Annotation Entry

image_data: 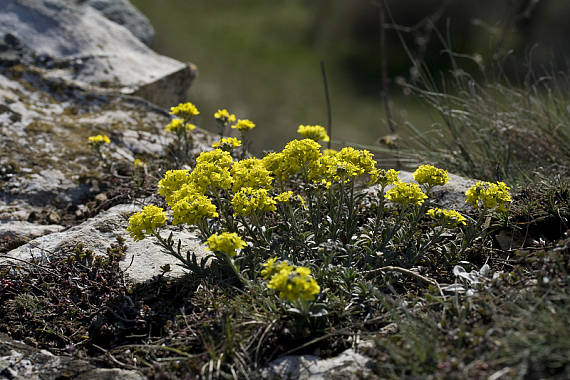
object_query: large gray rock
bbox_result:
[0,45,210,253]
[0,0,196,107]
[0,333,144,380]
[263,345,374,379]
[88,0,155,46]
[4,203,211,283]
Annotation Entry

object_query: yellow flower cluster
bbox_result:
[88,134,110,145]
[232,119,256,132]
[206,232,246,257]
[261,258,320,302]
[165,118,196,133]
[230,158,273,193]
[465,181,512,212]
[127,205,167,241]
[275,191,293,202]
[261,139,380,187]
[336,147,379,184]
[377,169,401,187]
[212,137,242,150]
[232,187,277,217]
[171,192,218,225]
[385,182,428,206]
[413,164,449,187]
[214,109,236,124]
[190,149,233,193]
[426,207,467,226]
[158,170,191,205]
[297,124,330,142]
[170,102,200,119]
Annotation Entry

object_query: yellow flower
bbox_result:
[170,102,200,120]
[158,170,191,205]
[426,207,467,226]
[88,134,110,145]
[232,119,256,132]
[266,264,320,302]
[133,159,144,169]
[230,158,274,193]
[297,124,330,142]
[280,139,322,178]
[214,109,236,123]
[127,205,167,241]
[206,232,246,257]
[297,195,307,209]
[261,152,288,182]
[212,137,242,150]
[385,182,428,206]
[275,191,294,203]
[171,193,218,226]
[158,169,191,204]
[232,187,277,217]
[378,169,401,187]
[195,149,233,167]
[336,147,379,184]
[413,164,449,187]
[465,181,512,212]
[260,257,292,280]
[190,163,233,194]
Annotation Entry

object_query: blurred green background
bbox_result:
[131,0,569,157]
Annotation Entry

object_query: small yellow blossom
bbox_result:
[297,125,330,142]
[413,164,449,187]
[88,134,110,145]
[426,207,467,226]
[385,182,428,206]
[214,109,236,123]
[206,232,246,257]
[212,137,242,150]
[297,194,307,209]
[266,263,320,302]
[275,191,294,203]
[232,119,256,132]
[232,187,277,217]
[127,205,167,241]
[465,181,512,212]
[170,102,199,120]
[133,159,144,169]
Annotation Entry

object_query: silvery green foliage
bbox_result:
[443,263,501,295]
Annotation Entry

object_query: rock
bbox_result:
[87,0,155,46]
[262,344,374,379]
[0,30,209,252]
[3,203,211,284]
[0,0,196,107]
[0,333,145,380]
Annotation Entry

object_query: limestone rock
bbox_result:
[0,0,196,106]
[263,344,374,379]
[0,333,144,380]
[4,203,210,284]
[87,0,155,46]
